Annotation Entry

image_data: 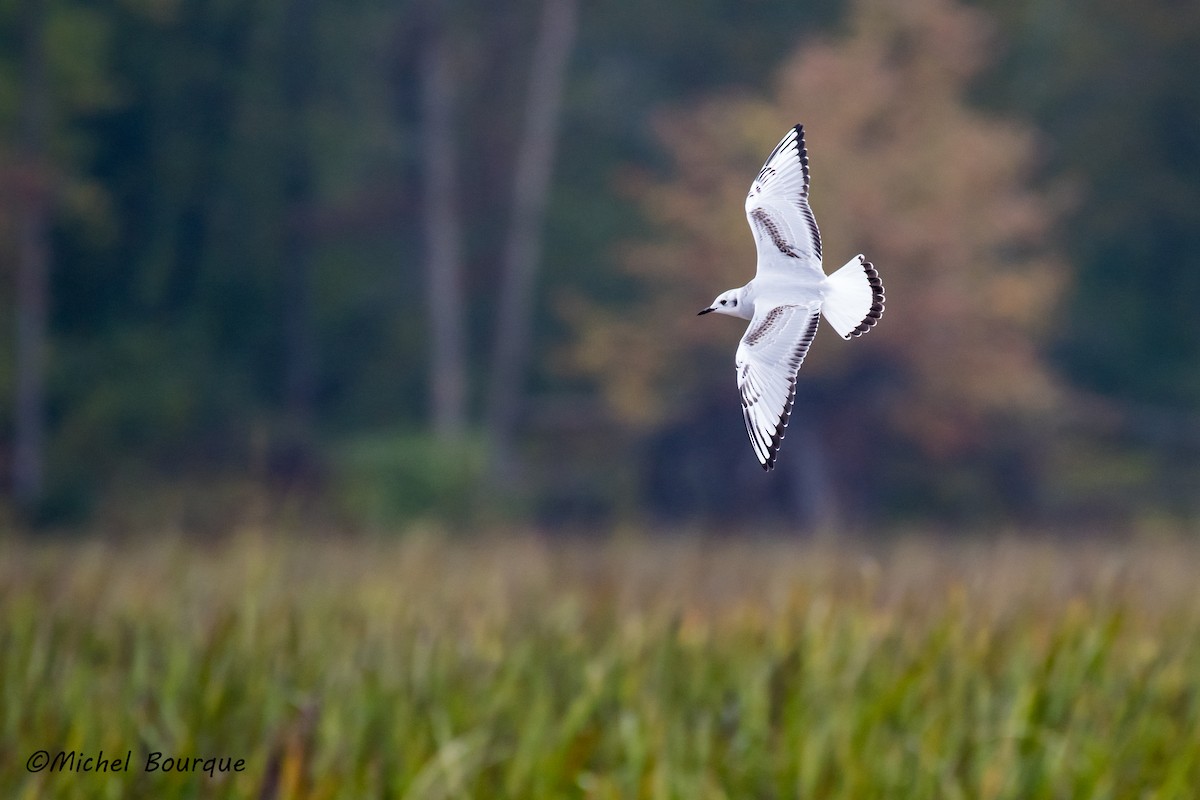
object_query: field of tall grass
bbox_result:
[3,529,1199,798]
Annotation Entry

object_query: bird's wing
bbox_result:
[744,125,824,279]
[736,301,822,470]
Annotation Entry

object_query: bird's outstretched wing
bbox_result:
[745,125,823,278]
[736,301,822,470]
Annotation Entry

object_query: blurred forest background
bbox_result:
[0,0,1197,533]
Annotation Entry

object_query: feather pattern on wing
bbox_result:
[736,301,822,470]
[745,125,823,273]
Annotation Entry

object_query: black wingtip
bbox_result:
[792,124,812,204]
[760,375,799,472]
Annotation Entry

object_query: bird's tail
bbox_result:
[822,254,884,339]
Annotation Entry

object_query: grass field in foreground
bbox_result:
[3,530,1200,799]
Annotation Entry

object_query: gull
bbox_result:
[698,124,884,470]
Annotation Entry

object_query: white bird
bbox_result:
[698,124,884,470]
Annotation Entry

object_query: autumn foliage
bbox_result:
[565,0,1070,469]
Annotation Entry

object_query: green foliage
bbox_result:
[331,432,487,528]
[2,0,1199,524]
[3,533,1200,798]
[980,0,1200,410]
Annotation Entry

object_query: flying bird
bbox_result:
[698,124,884,470]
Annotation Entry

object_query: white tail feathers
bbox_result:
[821,254,884,339]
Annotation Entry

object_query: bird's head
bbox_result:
[698,289,746,318]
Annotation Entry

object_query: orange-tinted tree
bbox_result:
[562,0,1071,517]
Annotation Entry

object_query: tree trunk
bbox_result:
[420,0,468,442]
[13,0,51,509]
[280,0,317,434]
[485,0,578,475]
[787,404,840,535]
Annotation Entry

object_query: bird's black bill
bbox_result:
[697,307,715,315]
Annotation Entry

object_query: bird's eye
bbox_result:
[720,299,727,305]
